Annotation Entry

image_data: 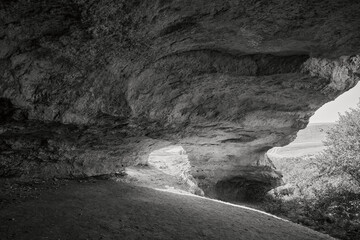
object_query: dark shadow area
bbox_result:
[216,177,274,202]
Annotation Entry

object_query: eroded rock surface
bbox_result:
[1,0,360,200]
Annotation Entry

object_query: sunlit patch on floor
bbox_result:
[148,145,204,195]
[124,145,204,195]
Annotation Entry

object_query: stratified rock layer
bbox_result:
[1,0,360,200]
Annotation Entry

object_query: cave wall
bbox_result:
[1,0,360,200]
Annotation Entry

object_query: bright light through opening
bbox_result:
[310,82,360,123]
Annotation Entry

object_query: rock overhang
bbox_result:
[0,0,360,201]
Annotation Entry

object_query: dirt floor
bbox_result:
[0,173,335,240]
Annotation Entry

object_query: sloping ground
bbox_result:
[268,123,334,158]
[290,123,334,143]
[268,143,326,158]
[0,179,334,240]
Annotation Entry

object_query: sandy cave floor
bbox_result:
[0,167,335,240]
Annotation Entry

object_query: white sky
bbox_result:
[309,82,360,123]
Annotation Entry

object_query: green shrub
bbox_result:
[316,103,360,187]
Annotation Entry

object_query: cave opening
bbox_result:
[268,81,360,159]
[264,81,360,226]
[146,145,204,195]
[148,145,189,178]
[266,82,360,191]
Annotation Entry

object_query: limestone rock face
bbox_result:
[1,0,360,200]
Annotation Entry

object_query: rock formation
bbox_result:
[1,0,359,200]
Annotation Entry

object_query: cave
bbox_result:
[0,0,360,239]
